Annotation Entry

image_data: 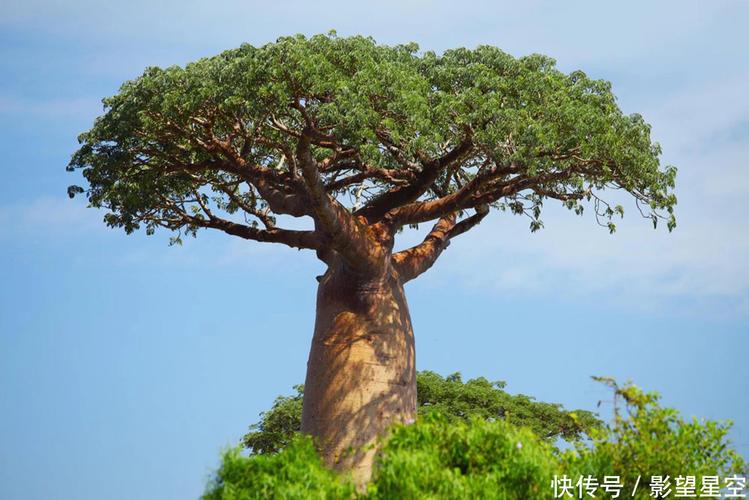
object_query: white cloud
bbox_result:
[422,197,748,317]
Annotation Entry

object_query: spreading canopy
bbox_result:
[68,33,676,279]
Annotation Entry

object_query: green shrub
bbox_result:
[208,415,559,500]
[203,436,356,500]
[206,378,745,499]
[370,412,559,499]
[562,378,746,498]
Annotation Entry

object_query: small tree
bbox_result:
[68,33,676,483]
[242,372,601,455]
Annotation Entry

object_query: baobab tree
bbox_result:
[67,33,676,485]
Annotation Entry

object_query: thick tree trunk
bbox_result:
[301,260,416,488]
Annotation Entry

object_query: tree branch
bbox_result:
[192,217,320,250]
[149,197,320,251]
[355,137,474,223]
[386,166,577,227]
[392,205,489,283]
[162,156,311,218]
[384,161,521,227]
[296,128,382,273]
[324,165,410,192]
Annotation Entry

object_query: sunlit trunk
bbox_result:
[300,259,416,488]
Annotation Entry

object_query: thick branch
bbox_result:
[392,205,489,283]
[251,174,310,218]
[192,217,320,250]
[163,156,311,218]
[179,172,276,229]
[183,117,314,219]
[386,167,572,227]
[355,137,474,223]
[150,198,320,251]
[324,164,410,192]
[296,129,382,273]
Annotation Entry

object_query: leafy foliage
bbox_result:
[207,379,745,499]
[243,385,304,455]
[564,378,747,497]
[203,437,356,500]
[68,32,676,250]
[370,413,559,499]
[417,371,600,441]
[242,371,600,454]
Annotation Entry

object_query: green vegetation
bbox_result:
[203,439,356,499]
[206,377,745,499]
[569,377,746,496]
[370,414,558,499]
[68,32,677,242]
[242,371,600,454]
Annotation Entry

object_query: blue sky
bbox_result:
[1,1,748,499]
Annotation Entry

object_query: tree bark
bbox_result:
[301,258,416,488]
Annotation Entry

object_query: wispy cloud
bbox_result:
[0,196,102,237]
[424,206,748,319]
[644,73,749,157]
